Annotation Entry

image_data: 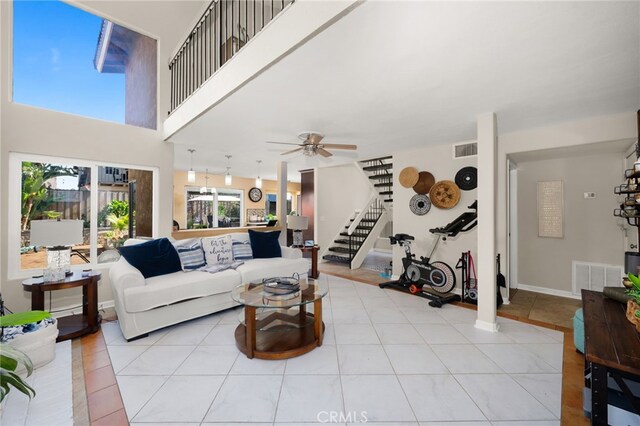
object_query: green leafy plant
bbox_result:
[21,162,78,230]
[105,213,129,247]
[626,273,640,319]
[98,200,128,227]
[0,344,36,402]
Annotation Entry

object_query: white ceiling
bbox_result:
[169,0,640,181]
[75,0,207,57]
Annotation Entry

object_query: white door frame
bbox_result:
[507,159,518,299]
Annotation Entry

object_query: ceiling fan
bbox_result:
[267,132,357,157]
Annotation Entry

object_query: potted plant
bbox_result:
[0,343,35,402]
[625,273,640,331]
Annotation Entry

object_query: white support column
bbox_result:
[475,112,499,332]
[276,161,288,246]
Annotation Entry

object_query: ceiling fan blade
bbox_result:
[321,144,357,150]
[308,133,324,145]
[317,148,333,157]
[266,141,301,146]
[281,147,304,155]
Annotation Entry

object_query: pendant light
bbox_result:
[255,160,262,189]
[200,169,214,194]
[225,155,232,186]
[187,149,196,183]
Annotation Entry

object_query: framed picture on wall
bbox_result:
[537,180,564,238]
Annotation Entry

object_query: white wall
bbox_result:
[497,112,637,290]
[393,143,478,287]
[516,153,625,294]
[0,1,176,313]
[315,163,371,257]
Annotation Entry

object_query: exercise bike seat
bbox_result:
[389,233,415,245]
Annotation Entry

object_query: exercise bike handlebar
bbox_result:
[428,200,478,238]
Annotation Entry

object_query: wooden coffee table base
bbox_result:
[235,303,325,360]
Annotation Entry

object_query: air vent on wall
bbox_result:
[572,261,623,296]
[453,142,478,159]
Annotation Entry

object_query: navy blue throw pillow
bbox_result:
[248,230,282,259]
[118,238,182,278]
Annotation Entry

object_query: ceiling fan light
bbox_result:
[256,176,262,188]
[187,169,195,183]
[225,172,232,186]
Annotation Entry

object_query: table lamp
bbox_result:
[287,215,308,248]
[30,219,84,282]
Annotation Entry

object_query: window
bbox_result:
[265,193,293,217]
[12,0,157,129]
[185,188,243,229]
[11,153,157,276]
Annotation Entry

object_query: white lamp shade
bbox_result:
[30,220,84,247]
[287,215,308,230]
[187,169,196,183]
[225,173,232,186]
[255,176,262,188]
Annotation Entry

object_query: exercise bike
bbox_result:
[379,201,478,307]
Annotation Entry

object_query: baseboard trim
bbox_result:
[517,283,581,300]
[475,319,500,332]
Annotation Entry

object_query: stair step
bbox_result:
[339,232,368,237]
[379,190,393,195]
[345,225,373,231]
[368,174,393,180]
[362,163,392,172]
[349,218,377,223]
[333,238,364,246]
[384,199,393,203]
[374,182,393,188]
[361,155,392,163]
[323,254,351,264]
[329,246,358,254]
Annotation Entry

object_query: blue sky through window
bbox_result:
[13,0,125,123]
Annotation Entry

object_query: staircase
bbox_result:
[361,156,393,204]
[322,156,393,269]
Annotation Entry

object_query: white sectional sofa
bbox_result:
[109,234,309,340]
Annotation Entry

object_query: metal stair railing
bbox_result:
[348,197,383,266]
[168,0,295,114]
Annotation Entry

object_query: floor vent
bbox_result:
[572,261,623,296]
[453,142,477,159]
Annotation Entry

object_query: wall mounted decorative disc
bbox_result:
[455,166,477,191]
[412,171,435,194]
[409,194,431,215]
[429,180,461,209]
[399,167,419,188]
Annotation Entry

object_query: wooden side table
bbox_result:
[300,245,319,279]
[22,271,102,342]
[582,289,640,425]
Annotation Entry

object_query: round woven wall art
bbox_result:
[399,167,419,188]
[409,194,431,215]
[455,166,477,191]
[412,171,436,194]
[429,180,461,209]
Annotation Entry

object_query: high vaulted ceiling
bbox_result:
[168,0,639,181]
[75,0,207,57]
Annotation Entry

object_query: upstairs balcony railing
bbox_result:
[169,0,295,113]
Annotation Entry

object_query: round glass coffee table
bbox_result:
[231,276,329,359]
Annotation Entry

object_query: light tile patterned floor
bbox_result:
[0,340,73,426]
[101,274,563,425]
